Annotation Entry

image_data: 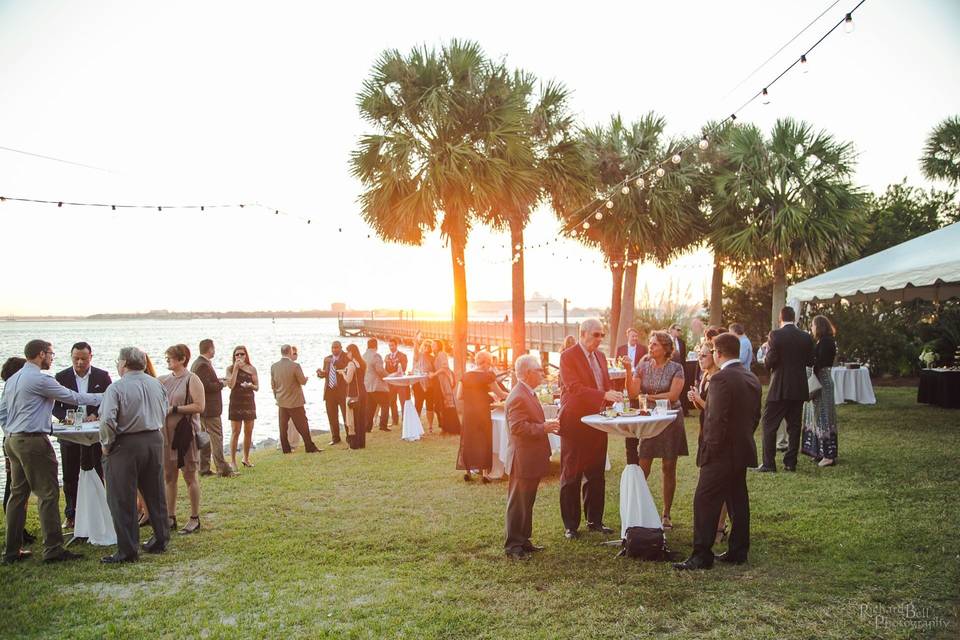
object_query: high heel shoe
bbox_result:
[241,460,254,468]
[168,517,178,531]
[179,516,201,535]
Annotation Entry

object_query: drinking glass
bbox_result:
[654,399,669,415]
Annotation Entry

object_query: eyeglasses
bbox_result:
[235,353,247,357]
[591,332,606,338]
[44,350,55,358]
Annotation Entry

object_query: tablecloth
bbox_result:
[917,369,960,409]
[831,366,876,405]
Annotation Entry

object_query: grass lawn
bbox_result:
[2,387,958,639]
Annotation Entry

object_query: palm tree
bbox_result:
[351,40,532,376]
[483,72,590,362]
[715,118,869,329]
[921,115,960,186]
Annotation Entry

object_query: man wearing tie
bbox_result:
[668,324,687,364]
[317,341,349,445]
[384,337,408,427]
[614,327,647,398]
[674,332,761,570]
[558,318,622,539]
[52,342,112,529]
[504,354,560,559]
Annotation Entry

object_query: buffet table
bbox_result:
[50,423,116,546]
[831,366,876,405]
[917,368,960,409]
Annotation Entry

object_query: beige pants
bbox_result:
[199,417,231,476]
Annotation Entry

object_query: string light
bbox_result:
[800,54,808,72]
[635,177,645,189]
[843,12,854,33]
[655,167,665,178]
[671,154,681,164]
[699,137,709,150]
[594,212,603,220]
[620,186,630,195]
[605,200,614,209]
[762,87,771,105]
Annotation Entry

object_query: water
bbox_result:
[0,317,410,492]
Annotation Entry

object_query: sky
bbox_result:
[0,0,958,316]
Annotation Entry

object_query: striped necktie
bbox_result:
[328,359,337,388]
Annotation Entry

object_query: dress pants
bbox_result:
[559,457,606,530]
[60,440,103,520]
[412,384,427,415]
[387,387,408,425]
[325,398,346,443]
[4,434,64,561]
[365,391,390,431]
[505,475,541,552]
[198,416,231,476]
[104,430,169,560]
[692,458,749,561]
[278,406,319,453]
[761,399,803,469]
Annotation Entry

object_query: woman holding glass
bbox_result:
[687,340,728,544]
[225,345,258,470]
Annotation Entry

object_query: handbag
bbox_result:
[807,367,822,399]
[345,363,360,436]
[180,376,211,450]
[617,526,675,561]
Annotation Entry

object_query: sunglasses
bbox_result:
[235,352,247,357]
[591,332,606,338]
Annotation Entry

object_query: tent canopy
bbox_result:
[787,222,960,306]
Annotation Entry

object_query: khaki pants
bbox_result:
[4,434,64,560]
[199,417,231,476]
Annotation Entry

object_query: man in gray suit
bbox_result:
[270,345,320,454]
[362,338,390,433]
[504,354,560,560]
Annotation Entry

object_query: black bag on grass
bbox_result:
[617,526,672,561]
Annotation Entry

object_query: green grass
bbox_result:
[2,387,958,639]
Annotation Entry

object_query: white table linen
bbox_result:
[385,374,428,441]
[831,366,876,405]
[51,423,117,545]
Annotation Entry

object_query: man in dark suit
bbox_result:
[755,306,815,473]
[52,341,112,528]
[316,341,349,445]
[558,318,622,539]
[669,323,687,364]
[191,339,233,477]
[674,333,761,570]
[384,337,409,427]
[504,354,561,559]
[614,327,647,395]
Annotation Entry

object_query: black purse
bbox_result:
[617,526,675,561]
[179,376,210,451]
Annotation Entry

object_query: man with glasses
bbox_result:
[558,319,622,539]
[669,324,687,364]
[2,340,103,564]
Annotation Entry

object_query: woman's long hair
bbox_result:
[811,315,836,340]
[232,345,252,367]
[144,353,157,378]
[346,343,366,375]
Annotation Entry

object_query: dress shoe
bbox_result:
[716,551,747,565]
[564,529,580,540]
[44,549,83,563]
[751,466,776,473]
[586,522,614,534]
[784,465,796,472]
[142,537,167,554]
[522,543,544,553]
[101,553,138,564]
[504,549,528,560]
[672,555,714,571]
[2,550,32,564]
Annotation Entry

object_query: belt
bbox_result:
[117,429,162,438]
[8,432,49,438]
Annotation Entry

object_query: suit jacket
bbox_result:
[270,358,307,408]
[53,366,112,421]
[670,337,687,363]
[614,343,648,369]
[558,345,611,474]
[697,361,761,469]
[190,356,224,418]
[385,350,408,377]
[362,349,389,393]
[319,352,350,402]
[765,324,816,402]
[505,383,552,480]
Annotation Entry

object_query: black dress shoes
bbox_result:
[672,555,714,571]
[751,466,776,473]
[101,553,138,564]
[505,549,528,560]
[564,529,580,540]
[44,549,82,563]
[716,551,747,565]
[522,543,545,553]
[2,550,32,564]
[142,537,167,554]
[587,523,614,534]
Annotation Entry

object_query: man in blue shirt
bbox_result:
[2,339,103,564]
[729,323,753,370]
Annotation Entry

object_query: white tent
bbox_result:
[787,222,960,309]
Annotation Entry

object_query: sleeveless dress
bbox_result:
[160,371,201,472]
[228,367,257,421]
[630,359,688,460]
[456,370,496,470]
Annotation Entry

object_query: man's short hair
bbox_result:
[728,323,744,336]
[199,339,214,354]
[71,341,92,354]
[389,336,399,345]
[281,344,292,356]
[579,318,602,337]
[779,306,796,323]
[515,354,541,378]
[714,333,741,359]
[367,338,378,349]
[626,327,639,336]
[165,343,191,365]
[24,339,51,360]
[118,347,147,371]
[670,323,681,332]
[331,341,342,349]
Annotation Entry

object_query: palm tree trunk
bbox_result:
[709,253,724,327]
[608,259,624,353]
[616,247,639,351]
[509,218,526,365]
[771,257,787,331]
[450,235,468,379]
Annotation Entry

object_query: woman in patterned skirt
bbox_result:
[226,345,258,470]
[626,330,687,530]
[802,315,838,467]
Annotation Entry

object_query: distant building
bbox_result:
[330,302,347,313]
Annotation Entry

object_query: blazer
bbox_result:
[670,337,687,363]
[319,352,350,402]
[362,349,389,393]
[558,344,611,474]
[190,356,224,418]
[765,324,816,402]
[505,383,552,480]
[615,343,648,369]
[697,361,761,469]
[270,358,307,409]
[385,350,408,377]
[53,366,112,421]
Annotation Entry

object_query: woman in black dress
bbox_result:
[226,346,258,470]
[343,344,367,449]
[456,350,507,482]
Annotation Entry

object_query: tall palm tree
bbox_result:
[921,115,960,186]
[351,40,532,376]
[715,118,869,329]
[484,72,590,362]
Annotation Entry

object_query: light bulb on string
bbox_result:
[635,177,645,189]
[595,212,603,221]
[582,221,590,230]
[843,13,854,34]
[656,167,665,178]
[671,154,681,165]
[621,186,630,195]
[800,54,808,73]
[762,88,771,105]
[605,200,614,209]
[699,137,709,150]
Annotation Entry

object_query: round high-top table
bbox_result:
[50,422,117,546]
[830,366,876,404]
[384,374,428,441]
[582,411,679,538]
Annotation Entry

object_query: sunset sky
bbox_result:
[1,0,958,316]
